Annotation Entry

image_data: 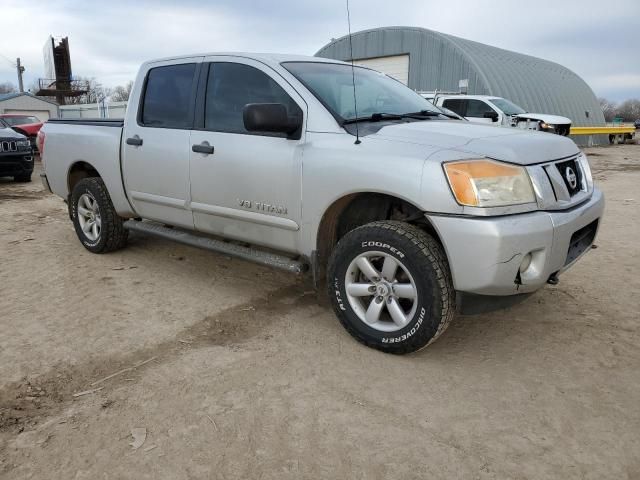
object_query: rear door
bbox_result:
[441,99,466,117]
[122,58,201,228]
[188,57,306,253]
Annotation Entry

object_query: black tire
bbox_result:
[14,174,32,182]
[70,177,128,253]
[327,221,455,354]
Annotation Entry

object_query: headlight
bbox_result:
[443,159,535,207]
[577,152,593,191]
[16,140,31,147]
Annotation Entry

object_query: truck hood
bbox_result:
[514,113,572,125]
[373,120,579,165]
[0,126,27,140]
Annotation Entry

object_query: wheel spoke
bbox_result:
[393,283,416,299]
[82,220,93,233]
[95,216,102,228]
[77,206,90,217]
[356,257,379,281]
[381,256,398,281]
[346,283,374,297]
[365,298,385,324]
[91,223,99,238]
[82,195,93,210]
[387,297,408,327]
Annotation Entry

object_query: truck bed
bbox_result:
[42,118,135,217]
[47,118,124,127]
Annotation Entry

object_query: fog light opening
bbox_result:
[519,253,533,274]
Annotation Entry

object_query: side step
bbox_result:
[123,220,307,274]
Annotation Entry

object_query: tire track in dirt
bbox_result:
[0,284,317,435]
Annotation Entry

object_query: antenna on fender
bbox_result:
[346,0,361,145]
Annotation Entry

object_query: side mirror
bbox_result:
[243,103,301,138]
[483,111,499,122]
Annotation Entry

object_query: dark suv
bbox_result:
[0,118,34,182]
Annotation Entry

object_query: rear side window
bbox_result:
[141,63,196,128]
[204,62,301,135]
[442,99,465,116]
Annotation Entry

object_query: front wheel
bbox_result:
[70,177,128,253]
[327,221,455,354]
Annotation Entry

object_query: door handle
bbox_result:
[192,142,214,155]
[126,135,143,146]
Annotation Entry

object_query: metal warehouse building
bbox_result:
[316,27,604,144]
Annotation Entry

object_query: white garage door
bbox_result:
[354,54,410,85]
[4,109,51,122]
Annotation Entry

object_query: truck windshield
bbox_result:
[489,98,526,116]
[283,62,444,123]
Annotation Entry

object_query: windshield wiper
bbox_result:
[406,110,461,120]
[342,110,460,125]
[342,111,444,125]
[342,113,403,125]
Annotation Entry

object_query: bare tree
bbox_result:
[65,77,111,105]
[0,81,17,94]
[110,81,133,102]
[616,99,640,121]
[598,97,618,122]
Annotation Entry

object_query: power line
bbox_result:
[0,52,16,68]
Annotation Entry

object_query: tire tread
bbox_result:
[327,220,455,354]
[72,177,128,253]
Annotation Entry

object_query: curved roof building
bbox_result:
[316,27,604,143]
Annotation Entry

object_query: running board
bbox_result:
[123,220,307,274]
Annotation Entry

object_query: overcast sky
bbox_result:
[1,0,638,101]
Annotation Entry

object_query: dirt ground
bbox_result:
[1,145,639,479]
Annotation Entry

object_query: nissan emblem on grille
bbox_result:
[565,166,577,190]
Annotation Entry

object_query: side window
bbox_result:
[465,99,494,118]
[442,99,466,117]
[205,62,301,135]
[141,63,196,129]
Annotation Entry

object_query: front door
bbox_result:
[188,58,306,253]
[463,99,499,125]
[122,59,201,228]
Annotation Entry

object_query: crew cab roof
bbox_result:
[143,52,349,68]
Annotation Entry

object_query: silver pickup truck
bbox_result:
[40,53,604,354]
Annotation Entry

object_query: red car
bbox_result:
[0,114,44,152]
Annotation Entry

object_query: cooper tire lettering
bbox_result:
[360,241,405,258]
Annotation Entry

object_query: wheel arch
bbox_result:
[313,192,445,285]
[67,160,102,196]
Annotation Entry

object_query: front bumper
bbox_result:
[0,152,34,177]
[427,187,605,296]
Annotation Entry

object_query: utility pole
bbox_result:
[16,57,25,93]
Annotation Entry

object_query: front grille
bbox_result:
[565,220,598,266]
[555,158,583,197]
[0,140,18,153]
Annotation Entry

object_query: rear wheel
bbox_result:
[70,177,128,253]
[328,221,455,354]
